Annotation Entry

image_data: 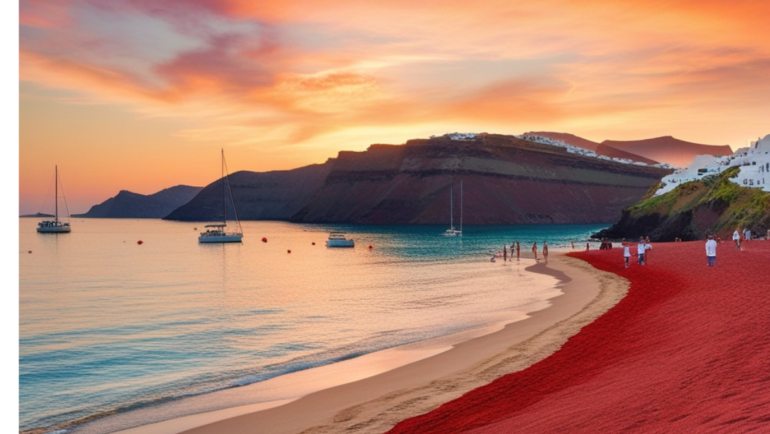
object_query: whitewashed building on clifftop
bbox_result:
[654,134,770,196]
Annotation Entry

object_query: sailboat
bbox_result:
[37,165,71,233]
[198,149,243,243]
[443,180,462,236]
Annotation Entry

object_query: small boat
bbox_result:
[443,180,463,236]
[199,149,243,243]
[37,165,71,234]
[326,232,355,247]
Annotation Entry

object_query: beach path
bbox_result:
[388,241,770,433]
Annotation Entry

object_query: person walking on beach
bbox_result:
[744,227,751,242]
[623,243,631,268]
[511,242,516,261]
[637,237,646,265]
[532,242,539,263]
[543,242,549,263]
[571,240,575,250]
[706,234,717,267]
[503,245,508,263]
[586,242,590,251]
[516,242,521,261]
[733,227,742,249]
[644,237,652,264]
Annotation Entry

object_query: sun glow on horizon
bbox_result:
[19,0,770,214]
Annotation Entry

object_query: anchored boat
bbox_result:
[198,149,243,243]
[326,232,355,247]
[37,165,71,234]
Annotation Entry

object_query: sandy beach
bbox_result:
[112,252,627,434]
[390,241,770,433]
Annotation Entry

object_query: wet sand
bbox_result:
[116,252,627,434]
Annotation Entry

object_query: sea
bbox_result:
[19,219,607,434]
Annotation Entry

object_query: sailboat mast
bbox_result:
[55,165,59,223]
[222,149,226,224]
[450,186,453,229]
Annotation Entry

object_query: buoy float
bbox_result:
[368,245,373,249]
[287,249,291,253]
[262,237,268,243]
[137,240,143,245]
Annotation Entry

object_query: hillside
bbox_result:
[602,136,733,168]
[288,134,670,225]
[166,134,672,225]
[164,162,334,221]
[76,185,202,218]
[525,131,600,151]
[594,143,659,165]
[594,166,770,241]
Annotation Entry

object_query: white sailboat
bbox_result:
[198,149,243,243]
[37,165,71,233]
[443,180,462,236]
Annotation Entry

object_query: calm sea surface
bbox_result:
[19,219,606,433]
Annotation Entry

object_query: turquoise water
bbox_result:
[19,219,606,433]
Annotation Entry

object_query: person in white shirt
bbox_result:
[706,234,717,267]
[644,236,652,264]
[744,228,751,242]
[637,237,646,265]
[733,228,741,249]
[623,244,631,268]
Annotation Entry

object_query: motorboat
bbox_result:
[326,232,355,247]
[37,165,71,233]
[199,149,243,243]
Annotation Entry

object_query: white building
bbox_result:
[655,134,770,196]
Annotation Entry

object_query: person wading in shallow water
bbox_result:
[516,242,521,261]
[532,241,539,263]
[543,241,549,263]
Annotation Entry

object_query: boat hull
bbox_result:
[199,235,243,243]
[326,240,355,247]
[37,226,71,233]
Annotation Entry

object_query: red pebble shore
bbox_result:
[388,241,770,433]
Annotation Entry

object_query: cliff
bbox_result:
[594,167,770,241]
[601,136,733,168]
[76,185,202,218]
[163,162,334,221]
[288,134,671,225]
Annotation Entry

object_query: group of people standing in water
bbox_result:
[493,241,549,263]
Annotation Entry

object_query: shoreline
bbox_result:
[105,252,627,434]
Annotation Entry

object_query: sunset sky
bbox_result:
[18,0,770,214]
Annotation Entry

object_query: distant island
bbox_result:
[75,185,202,219]
[166,133,673,224]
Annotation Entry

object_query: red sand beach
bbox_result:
[389,241,770,433]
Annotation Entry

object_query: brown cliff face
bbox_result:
[601,136,733,168]
[289,134,672,225]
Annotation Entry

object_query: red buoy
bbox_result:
[137,240,143,245]
[262,237,268,243]
[287,249,291,253]
[368,245,373,249]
